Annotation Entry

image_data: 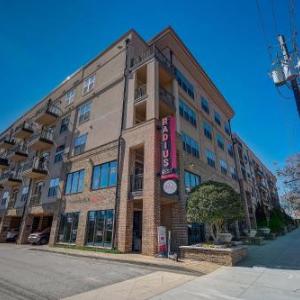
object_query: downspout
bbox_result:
[112,38,131,249]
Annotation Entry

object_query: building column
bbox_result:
[125,71,136,129]
[141,123,160,255]
[117,147,134,252]
[18,214,33,244]
[75,211,87,246]
[146,60,159,120]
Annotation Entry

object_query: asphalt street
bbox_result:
[0,244,156,300]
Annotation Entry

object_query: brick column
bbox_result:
[117,147,134,252]
[125,71,136,129]
[18,214,34,244]
[75,211,87,246]
[141,123,160,255]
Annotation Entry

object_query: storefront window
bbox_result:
[86,209,114,248]
[57,212,80,244]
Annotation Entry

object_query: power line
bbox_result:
[270,0,279,37]
[256,0,273,61]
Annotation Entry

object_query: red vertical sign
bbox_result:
[161,116,178,180]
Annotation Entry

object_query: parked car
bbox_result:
[6,228,19,242]
[28,227,51,245]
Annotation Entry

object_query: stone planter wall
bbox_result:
[179,245,248,266]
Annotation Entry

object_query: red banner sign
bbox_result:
[161,116,178,180]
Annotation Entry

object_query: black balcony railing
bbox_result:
[9,143,28,156]
[0,169,22,182]
[130,45,175,75]
[30,128,54,144]
[29,194,42,207]
[0,136,15,147]
[134,84,147,101]
[130,174,143,193]
[23,157,48,173]
[15,121,34,133]
[159,87,175,109]
[37,100,61,118]
[0,157,9,166]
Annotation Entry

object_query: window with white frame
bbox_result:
[230,166,238,180]
[82,74,95,94]
[78,102,91,124]
[48,178,60,197]
[65,89,75,105]
[216,133,225,150]
[54,145,65,163]
[206,149,216,168]
[74,133,87,155]
[1,191,9,207]
[220,159,228,175]
[181,132,200,158]
[203,121,212,140]
[21,186,29,202]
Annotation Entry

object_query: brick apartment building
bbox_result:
[232,134,280,231]
[0,27,278,255]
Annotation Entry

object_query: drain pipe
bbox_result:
[112,38,131,249]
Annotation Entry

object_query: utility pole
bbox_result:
[277,34,300,117]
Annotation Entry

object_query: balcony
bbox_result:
[7,144,28,162]
[130,174,143,199]
[134,84,147,103]
[130,45,175,76]
[0,157,9,170]
[0,170,22,188]
[0,136,15,150]
[28,129,54,151]
[29,194,42,207]
[160,87,175,108]
[22,157,48,180]
[14,122,34,140]
[35,101,60,126]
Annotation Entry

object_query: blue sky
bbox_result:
[0,0,299,186]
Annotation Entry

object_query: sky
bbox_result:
[0,0,299,190]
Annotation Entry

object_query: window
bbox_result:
[21,186,29,202]
[220,160,228,175]
[227,144,234,157]
[12,189,19,206]
[216,133,224,150]
[78,102,91,124]
[214,111,221,126]
[179,99,197,127]
[91,161,117,190]
[60,116,70,134]
[203,121,212,140]
[54,145,65,163]
[224,122,231,136]
[182,132,200,158]
[231,166,238,180]
[65,170,85,194]
[82,74,95,94]
[175,69,195,99]
[48,178,60,197]
[206,149,216,168]
[184,170,201,192]
[74,133,87,155]
[57,212,80,244]
[65,89,75,105]
[201,97,209,114]
[1,191,9,207]
[86,210,114,248]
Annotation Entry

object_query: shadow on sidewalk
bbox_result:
[237,228,300,270]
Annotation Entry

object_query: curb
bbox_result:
[29,248,204,276]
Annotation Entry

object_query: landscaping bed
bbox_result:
[179,244,248,266]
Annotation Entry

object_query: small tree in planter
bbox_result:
[187,181,244,243]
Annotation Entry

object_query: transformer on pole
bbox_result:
[271,34,300,117]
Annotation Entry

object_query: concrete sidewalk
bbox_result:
[31,245,220,275]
